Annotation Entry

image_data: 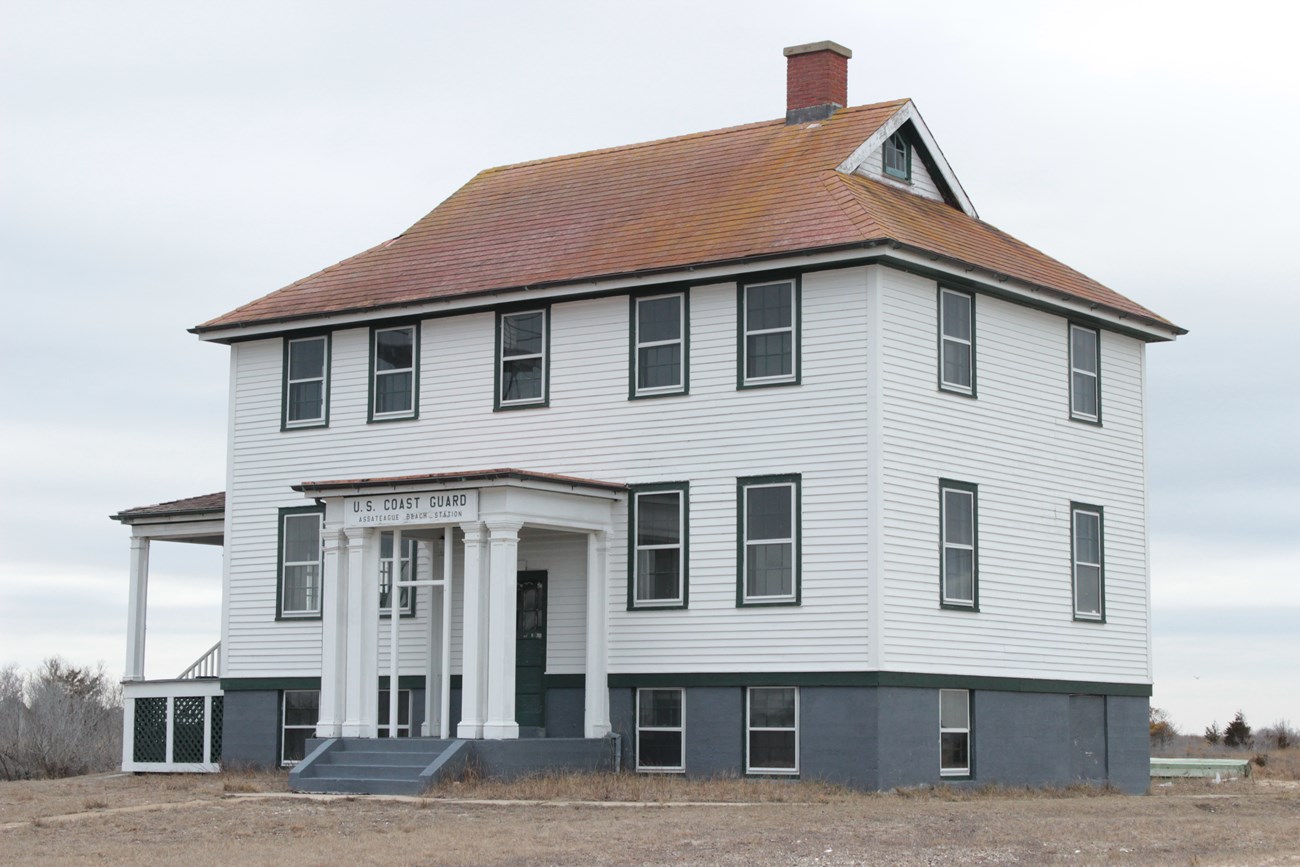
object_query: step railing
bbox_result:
[178,641,221,680]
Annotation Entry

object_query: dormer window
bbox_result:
[883,132,910,181]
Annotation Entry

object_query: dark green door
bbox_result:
[515,571,547,729]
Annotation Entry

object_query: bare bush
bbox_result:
[1257,719,1298,751]
[1149,706,1178,748]
[0,658,122,780]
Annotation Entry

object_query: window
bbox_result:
[940,480,978,609]
[1069,324,1101,423]
[283,335,329,429]
[379,532,416,616]
[281,689,319,765]
[746,687,798,775]
[939,288,974,394]
[378,689,413,738]
[883,131,911,181]
[629,483,688,608]
[940,689,971,777]
[739,475,800,605]
[1071,503,1105,621]
[497,309,549,408]
[370,324,418,421]
[739,279,799,387]
[278,507,323,618]
[636,688,684,772]
[631,292,687,397]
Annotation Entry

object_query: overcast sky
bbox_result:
[1,0,1296,735]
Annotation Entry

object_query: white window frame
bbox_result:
[741,279,798,387]
[379,532,416,616]
[281,689,320,766]
[746,686,799,776]
[1069,324,1101,423]
[377,689,413,738]
[740,479,799,605]
[1071,504,1105,621]
[499,309,548,407]
[939,288,974,395]
[635,688,685,773]
[371,325,417,420]
[939,688,971,777]
[940,482,977,609]
[284,335,328,428]
[883,131,910,180]
[633,292,686,396]
[280,510,323,618]
[633,487,686,608]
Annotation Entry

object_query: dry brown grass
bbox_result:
[2,769,1298,865]
[428,770,860,803]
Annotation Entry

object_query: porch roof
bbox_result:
[111,491,226,523]
[292,468,627,495]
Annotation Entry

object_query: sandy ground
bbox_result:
[1,772,1298,865]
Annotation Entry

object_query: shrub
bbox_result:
[1223,711,1253,749]
[1204,722,1221,745]
[0,658,122,780]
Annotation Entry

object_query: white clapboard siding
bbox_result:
[223,267,875,678]
[855,141,944,202]
[876,267,1149,683]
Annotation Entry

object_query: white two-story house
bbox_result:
[112,41,1183,794]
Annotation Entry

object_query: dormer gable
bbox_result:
[835,100,978,218]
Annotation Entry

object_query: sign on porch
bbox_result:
[343,490,478,527]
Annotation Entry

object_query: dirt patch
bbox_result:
[2,771,1298,865]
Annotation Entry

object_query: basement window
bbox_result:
[636,688,685,773]
[940,689,971,777]
[281,689,320,766]
[884,132,911,181]
[746,687,798,775]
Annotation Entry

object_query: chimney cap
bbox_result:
[783,40,852,59]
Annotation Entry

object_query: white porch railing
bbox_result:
[178,641,221,680]
[121,642,224,773]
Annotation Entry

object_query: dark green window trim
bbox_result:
[737,275,801,390]
[627,481,690,610]
[628,289,690,400]
[494,305,551,411]
[938,287,977,397]
[367,322,420,423]
[1070,501,1106,623]
[281,332,331,431]
[275,505,324,621]
[1068,322,1103,426]
[605,671,1151,697]
[939,479,979,612]
[736,474,802,607]
[883,131,912,181]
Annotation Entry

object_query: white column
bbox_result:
[317,526,348,737]
[124,536,150,681]
[482,521,522,740]
[341,529,367,737]
[584,530,611,738]
[422,538,439,737]
[359,529,380,738]
[456,523,489,739]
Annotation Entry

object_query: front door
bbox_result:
[515,571,547,731]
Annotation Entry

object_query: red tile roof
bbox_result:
[196,101,1177,334]
[111,492,226,521]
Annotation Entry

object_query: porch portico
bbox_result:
[293,469,623,744]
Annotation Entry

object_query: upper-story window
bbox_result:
[1071,503,1105,621]
[370,324,418,421]
[738,474,801,606]
[497,309,549,409]
[1069,324,1101,423]
[883,131,911,181]
[629,483,688,609]
[739,278,800,388]
[632,292,688,398]
[939,288,975,395]
[940,479,978,610]
[278,506,323,619]
[282,335,329,429]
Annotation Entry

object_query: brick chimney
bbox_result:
[784,40,852,124]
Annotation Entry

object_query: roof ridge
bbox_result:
[479,99,911,176]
